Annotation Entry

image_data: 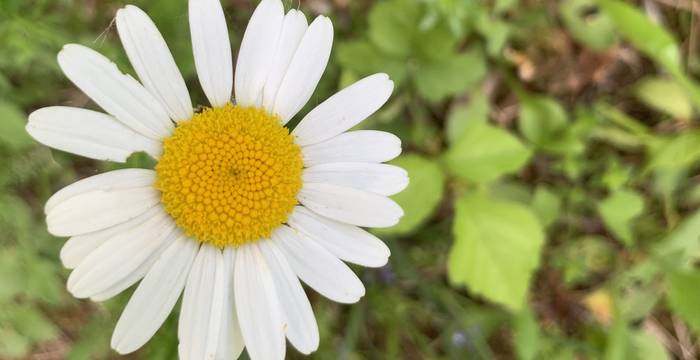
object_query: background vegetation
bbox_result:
[1,0,700,358]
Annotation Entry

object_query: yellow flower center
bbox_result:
[155,104,303,247]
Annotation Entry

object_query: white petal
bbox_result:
[272,16,333,123]
[272,226,365,304]
[293,74,394,146]
[258,240,319,354]
[89,238,167,302]
[111,233,198,354]
[301,130,401,167]
[60,205,165,269]
[234,244,286,360]
[66,207,176,299]
[298,183,403,228]
[303,162,408,196]
[116,5,193,121]
[57,44,173,140]
[178,244,227,360]
[261,10,308,112]
[45,169,159,237]
[234,0,284,107]
[215,247,245,360]
[189,0,234,107]
[27,107,161,162]
[288,206,390,268]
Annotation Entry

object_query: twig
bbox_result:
[672,316,697,360]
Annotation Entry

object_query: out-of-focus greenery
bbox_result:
[2,0,700,358]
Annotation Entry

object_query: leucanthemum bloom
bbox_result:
[25,0,406,359]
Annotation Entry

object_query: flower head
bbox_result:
[26,0,407,358]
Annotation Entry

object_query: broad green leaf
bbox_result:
[445,92,489,144]
[368,0,456,62]
[0,194,32,236]
[10,306,57,342]
[598,0,680,71]
[475,13,511,56]
[0,328,30,358]
[368,0,420,58]
[618,261,665,321]
[597,189,644,246]
[375,155,445,235]
[600,158,633,191]
[630,331,670,360]
[666,270,700,333]
[634,77,692,119]
[448,192,545,310]
[413,21,459,64]
[414,49,486,102]
[560,0,616,50]
[647,131,700,172]
[531,187,561,228]
[443,122,531,183]
[0,250,24,301]
[25,257,62,304]
[0,101,32,151]
[489,181,531,204]
[518,95,582,155]
[336,40,408,87]
[495,0,519,12]
[513,307,540,360]
[421,0,476,37]
[605,303,629,360]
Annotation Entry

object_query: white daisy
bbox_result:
[26,0,406,359]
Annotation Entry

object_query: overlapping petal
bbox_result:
[27,107,161,162]
[116,5,193,121]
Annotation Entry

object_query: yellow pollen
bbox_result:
[155,104,303,247]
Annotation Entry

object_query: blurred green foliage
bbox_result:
[2,0,700,358]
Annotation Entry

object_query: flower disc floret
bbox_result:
[156,104,303,247]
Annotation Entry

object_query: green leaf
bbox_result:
[513,307,540,360]
[666,270,700,333]
[597,189,644,246]
[600,157,633,191]
[448,192,545,310]
[630,331,670,360]
[443,122,531,183]
[336,40,408,87]
[445,92,489,144]
[0,328,30,358]
[368,0,457,63]
[647,131,700,172]
[0,101,32,151]
[618,261,664,321]
[25,256,63,304]
[368,0,420,59]
[560,0,616,50]
[598,0,680,71]
[0,250,25,302]
[634,77,692,119]
[9,306,57,342]
[654,209,700,265]
[518,95,582,155]
[605,302,629,360]
[531,187,561,228]
[475,13,511,56]
[414,48,486,102]
[375,155,445,235]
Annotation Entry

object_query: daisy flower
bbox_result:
[25,0,406,358]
